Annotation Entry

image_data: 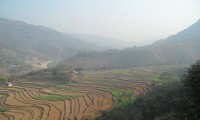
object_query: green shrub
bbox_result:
[0,107,8,112]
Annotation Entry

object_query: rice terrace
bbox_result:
[0,65,184,120]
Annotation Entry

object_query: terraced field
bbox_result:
[0,65,184,120]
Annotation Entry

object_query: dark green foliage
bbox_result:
[181,60,200,119]
[51,68,71,83]
[25,68,72,84]
[0,107,9,112]
[183,60,200,106]
[0,77,7,83]
[98,62,200,120]
[98,82,185,120]
[0,75,14,83]
[51,68,59,78]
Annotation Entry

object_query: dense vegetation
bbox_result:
[24,68,72,84]
[98,61,200,120]
[182,60,200,119]
[97,81,185,120]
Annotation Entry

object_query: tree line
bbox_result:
[97,60,200,120]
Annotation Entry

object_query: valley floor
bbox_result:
[0,65,186,120]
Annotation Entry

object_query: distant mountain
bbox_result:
[154,19,200,45]
[66,19,200,69]
[0,18,103,65]
[68,34,137,49]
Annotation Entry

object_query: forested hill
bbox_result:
[0,18,103,65]
[154,19,200,45]
[66,19,200,69]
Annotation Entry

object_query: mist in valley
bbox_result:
[0,0,200,120]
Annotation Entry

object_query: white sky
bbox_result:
[0,0,200,44]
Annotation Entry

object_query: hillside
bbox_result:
[0,18,104,65]
[154,19,200,45]
[0,18,104,59]
[66,19,200,69]
[0,18,107,74]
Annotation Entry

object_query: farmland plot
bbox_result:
[0,66,171,120]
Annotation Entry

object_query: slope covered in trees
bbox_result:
[0,18,108,74]
[66,19,200,69]
[0,18,103,65]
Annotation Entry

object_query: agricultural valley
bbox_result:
[0,17,200,120]
[0,64,186,120]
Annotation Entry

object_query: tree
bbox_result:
[183,60,200,105]
[182,60,200,119]
[51,68,59,79]
[51,67,71,84]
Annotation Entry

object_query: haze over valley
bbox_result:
[0,0,200,120]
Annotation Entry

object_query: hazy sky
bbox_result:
[0,0,200,44]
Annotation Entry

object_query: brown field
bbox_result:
[0,65,179,120]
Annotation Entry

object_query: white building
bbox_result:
[3,82,13,87]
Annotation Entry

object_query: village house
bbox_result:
[3,82,13,87]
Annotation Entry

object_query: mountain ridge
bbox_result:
[0,18,105,65]
[0,18,111,74]
[154,19,200,45]
[65,19,200,69]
